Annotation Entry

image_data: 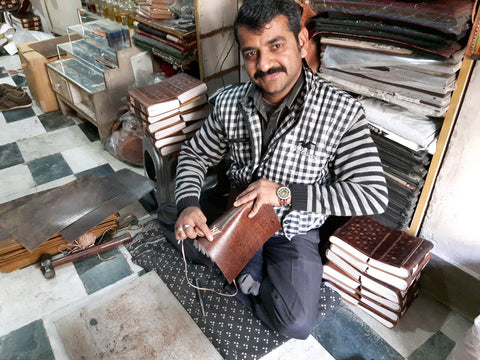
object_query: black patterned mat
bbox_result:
[126,219,340,360]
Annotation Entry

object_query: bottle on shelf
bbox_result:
[111,0,120,22]
[125,0,138,28]
[118,0,128,25]
[102,0,111,19]
[94,0,103,16]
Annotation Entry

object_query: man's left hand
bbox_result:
[233,178,287,218]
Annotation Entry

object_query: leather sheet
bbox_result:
[310,0,474,35]
[59,169,155,242]
[1,174,123,252]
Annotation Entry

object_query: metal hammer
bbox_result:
[39,233,132,279]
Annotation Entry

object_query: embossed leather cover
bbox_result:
[329,216,433,278]
[466,7,480,60]
[195,203,281,283]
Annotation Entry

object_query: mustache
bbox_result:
[254,66,287,80]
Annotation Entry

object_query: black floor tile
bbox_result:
[408,331,455,360]
[27,153,73,185]
[139,191,158,213]
[78,121,100,142]
[75,163,115,178]
[74,247,133,295]
[2,106,36,123]
[0,320,55,360]
[11,75,27,87]
[312,302,404,360]
[38,110,76,132]
[0,67,8,78]
[0,142,24,170]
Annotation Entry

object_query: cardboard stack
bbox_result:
[323,216,434,328]
[127,72,211,157]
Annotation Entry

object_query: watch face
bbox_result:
[277,186,291,200]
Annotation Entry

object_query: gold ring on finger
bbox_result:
[176,227,184,234]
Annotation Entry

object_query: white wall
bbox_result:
[420,61,480,280]
[31,0,82,35]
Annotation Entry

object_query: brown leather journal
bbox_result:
[194,202,281,283]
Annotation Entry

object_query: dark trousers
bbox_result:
[252,229,323,339]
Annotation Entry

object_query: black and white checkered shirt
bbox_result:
[176,67,388,239]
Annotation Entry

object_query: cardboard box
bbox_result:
[18,40,59,113]
[17,35,81,113]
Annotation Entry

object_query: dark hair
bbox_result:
[233,0,302,44]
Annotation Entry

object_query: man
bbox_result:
[174,0,388,339]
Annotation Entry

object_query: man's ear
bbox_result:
[298,26,309,58]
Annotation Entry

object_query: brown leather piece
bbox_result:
[60,169,155,242]
[196,203,281,283]
[1,174,123,252]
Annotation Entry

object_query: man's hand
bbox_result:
[233,178,288,218]
[175,206,213,242]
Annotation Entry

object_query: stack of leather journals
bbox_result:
[127,72,210,157]
[137,0,175,20]
[323,216,434,328]
[132,16,197,67]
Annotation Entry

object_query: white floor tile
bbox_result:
[347,292,452,358]
[0,262,87,338]
[0,164,36,200]
[0,78,18,87]
[259,335,335,360]
[441,311,474,343]
[0,116,46,146]
[17,126,91,162]
[99,149,132,171]
[0,54,22,71]
[61,141,107,173]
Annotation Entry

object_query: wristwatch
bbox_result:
[277,186,291,207]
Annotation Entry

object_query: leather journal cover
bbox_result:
[329,216,433,278]
[194,202,281,283]
[466,7,480,60]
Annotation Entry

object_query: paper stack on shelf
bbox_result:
[323,216,434,328]
[127,72,210,157]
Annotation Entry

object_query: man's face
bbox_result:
[238,15,308,104]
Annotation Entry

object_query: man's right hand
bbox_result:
[174,206,213,242]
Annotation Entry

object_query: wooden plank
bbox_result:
[406,59,474,236]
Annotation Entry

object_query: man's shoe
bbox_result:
[0,90,32,111]
[0,83,23,96]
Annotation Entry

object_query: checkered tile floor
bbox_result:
[0,54,473,360]
[0,61,147,206]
